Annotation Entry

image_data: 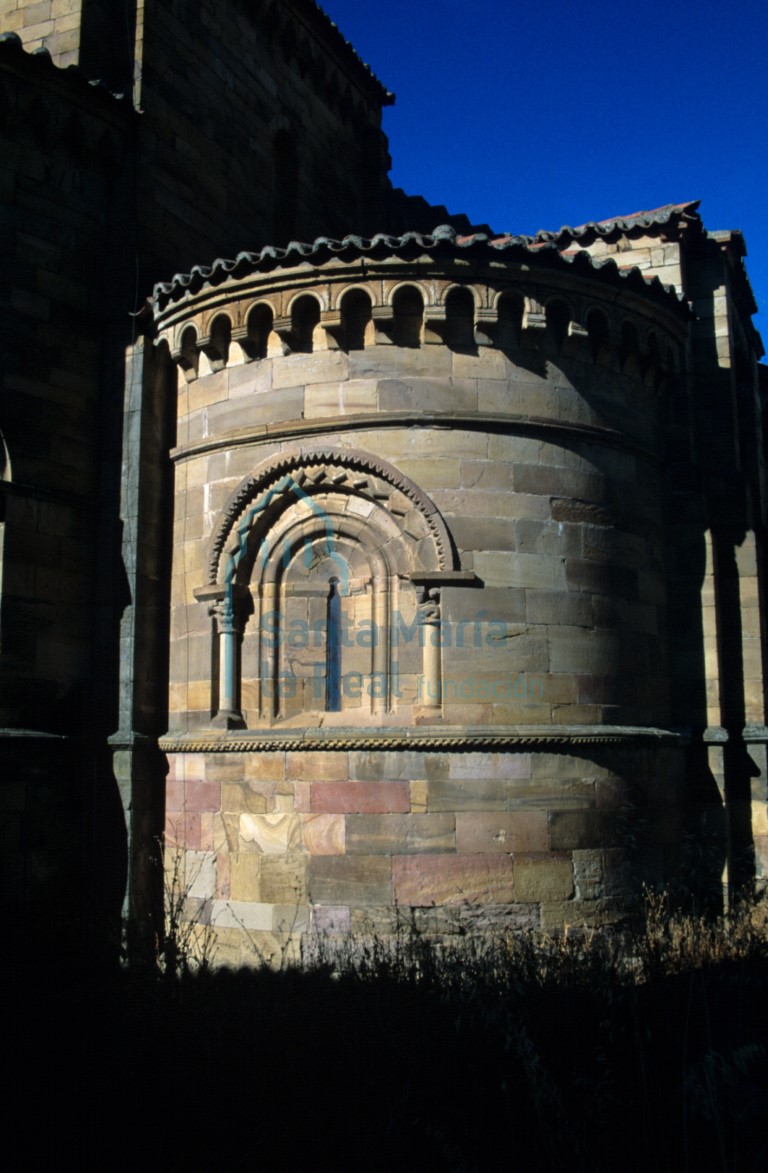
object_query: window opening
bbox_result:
[326,577,342,711]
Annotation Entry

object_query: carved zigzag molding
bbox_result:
[208,445,455,585]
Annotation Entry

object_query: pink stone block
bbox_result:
[166,777,184,811]
[311,781,410,814]
[392,855,515,906]
[184,778,221,812]
[166,811,202,850]
[456,811,547,854]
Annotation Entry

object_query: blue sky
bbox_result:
[320,0,768,352]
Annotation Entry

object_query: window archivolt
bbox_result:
[197,448,455,728]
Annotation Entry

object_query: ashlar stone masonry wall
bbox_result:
[154,241,701,957]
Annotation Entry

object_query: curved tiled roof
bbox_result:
[151,223,689,314]
[532,201,702,246]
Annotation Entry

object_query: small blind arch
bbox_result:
[587,308,610,361]
[246,304,274,360]
[546,299,570,350]
[179,325,199,378]
[208,314,231,369]
[445,287,476,351]
[341,289,372,351]
[496,292,523,349]
[392,286,423,348]
[291,295,321,353]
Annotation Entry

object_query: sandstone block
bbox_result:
[548,628,620,674]
[311,905,351,934]
[230,852,262,901]
[203,755,246,783]
[309,856,392,905]
[452,348,510,380]
[349,346,451,380]
[227,356,273,396]
[185,850,217,900]
[378,377,478,413]
[271,904,310,933]
[433,489,512,518]
[572,849,603,900]
[410,780,428,813]
[452,753,532,780]
[548,810,622,850]
[426,775,507,811]
[301,813,345,855]
[353,426,488,459]
[239,812,301,854]
[392,855,515,906]
[450,516,515,552]
[304,380,377,416]
[211,900,273,931]
[272,350,348,389]
[310,781,410,813]
[165,812,200,849]
[259,854,308,903]
[183,778,221,813]
[346,813,455,854]
[395,456,462,490]
[349,750,427,781]
[456,811,547,853]
[460,460,512,489]
[221,782,271,814]
[481,383,560,417]
[245,753,286,782]
[514,854,574,902]
[526,589,592,627]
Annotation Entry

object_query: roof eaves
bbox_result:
[152,225,689,316]
[534,201,702,247]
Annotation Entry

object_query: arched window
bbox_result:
[206,314,231,371]
[546,300,570,350]
[496,293,523,349]
[445,287,475,351]
[392,286,423,348]
[203,452,455,727]
[587,308,610,362]
[291,296,320,354]
[179,325,199,380]
[246,304,274,361]
[340,289,371,351]
[325,578,342,711]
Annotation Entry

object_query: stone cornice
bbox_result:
[158,724,685,754]
[170,411,659,467]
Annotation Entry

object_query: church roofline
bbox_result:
[531,201,703,246]
[151,224,690,315]
[299,1,394,106]
[0,31,134,105]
